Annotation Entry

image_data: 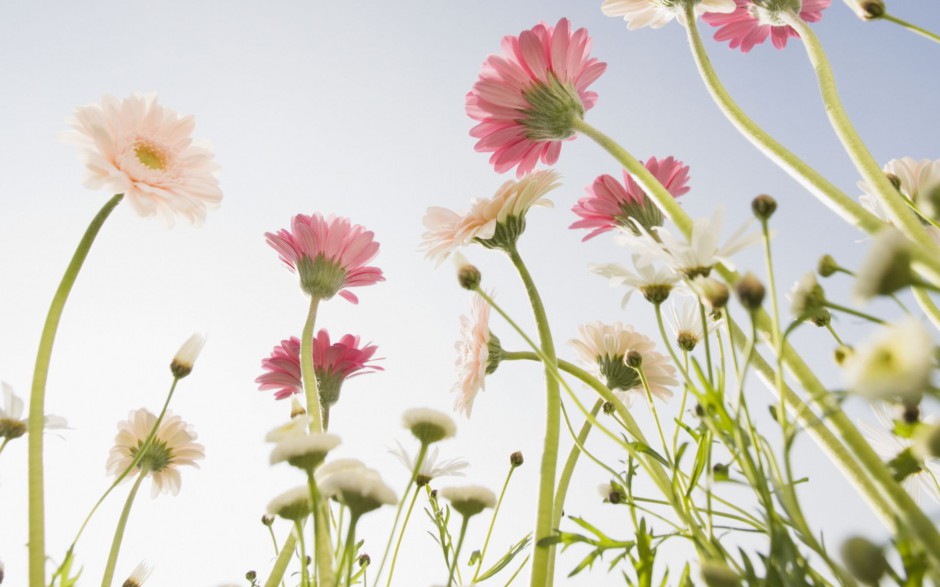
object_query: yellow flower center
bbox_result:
[134,141,169,171]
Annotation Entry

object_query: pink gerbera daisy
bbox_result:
[702,0,831,53]
[570,156,691,241]
[256,331,382,406]
[265,213,384,303]
[466,18,607,177]
[66,93,222,227]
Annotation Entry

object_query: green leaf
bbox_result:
[475,534,532,581]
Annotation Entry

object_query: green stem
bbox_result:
[295,520,311,587]
[301,296,324,433]
[377,443,428,586]
[386,487,420,586]
[637,368,670,463]
[504,246,561,587]
[29,193,123,586]
[447,517,470,587]
[0,437,9,459]
[475,459,519,582]
[784,13,940,274]
[551,399,603,532]
[340,515,361,587]
[681,8,883,235]
[823,301,886,324]
[914,288,940,332]
[881,12,940,44]
[99,469,145,587]
[264,532,298,587]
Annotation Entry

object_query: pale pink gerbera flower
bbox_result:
[453,292,500,417]
[466,18,607,177]
[570,321,677,407]
[106,408,204,497]
[66,93,222,226]
[702,0,831,53]
[421,170,560,265]
[859,157,940,243]
[265,213,384,303]
[570,156,691,241]
[602,0,735,30]
[256,331,382,407]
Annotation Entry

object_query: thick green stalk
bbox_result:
[100,470,145,587]
[550,399,602,540]
[681,9,882,234]
[505,246,561,587]
[264,532,298,587]
[784,14,940,275]
[29,193,123,586]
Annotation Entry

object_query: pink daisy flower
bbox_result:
[570,156,691,241]
[66,93,222,227]
[256,331,382,407]
[453,292,500,417]
[466,18,607,177]
[265,213,384,303]
[702,0,831,53]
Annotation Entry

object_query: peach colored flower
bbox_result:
[602,0,735,30]
[453,293,496,417]
[466,19,606,177]
[66,93,222,226]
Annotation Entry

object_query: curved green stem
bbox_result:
[475,459,519,582]
[264,532,298,587]
[376,443,428,586]
[29,193,123,585]
[913,288,940,332]
[681,9,883,234]
[447,517,471,587]
[881,12,940,44]
[784,14,940,275]
[100,469,145,587]
[504,246,561,587]
[339,514,361,587]
[551,399,602,531]
[823,301,886,324]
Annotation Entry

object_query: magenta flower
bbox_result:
[466,18,607,177]
[265,213,384,303]
[702,0,831,53]
[256,332,382,407]
[570,156,690,241]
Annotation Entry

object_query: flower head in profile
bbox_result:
[571,157,691,241]
[466,19,606,176]
[318,466,397,516]
[670,299,721,352]
[389,441,469,486]
[602,0,735,30]
[256,332,382,405]
[439,485,497,518]
[591,255,681,307]
[106,408,204,497]
[0,382,67,440]
[269,426,341,472]
[853,227,917,304]
[265,213,383,302]
[122,561,153,587]
[703,0,831,53]
[841,318,933,404]
[570,322,677,407]
[421,171,560,265]
[403,408,457,445]
[453,292,502,417]
[617,206,761,278]
[65,93,222,226]
[859,157,940,235]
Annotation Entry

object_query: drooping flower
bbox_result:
[267,486,312,521]
[421,170,560,265]
[453,292,501,417]
[570,322,678,407]
[256,332,382,404]
[318,466,397,516]
[0,382,67,440]
[65,93,222,226]
[571,157,691,241]
[269,428,341,472]
[466,19,606,177]
[265,213,384,303]
[402,408,457,445]
[439,485,497,518]
[591,255,681,307]
[859,403,940,506]
[617,206,761,278]
[702,0,831,53]
[841,318,933,403]
[106,408,205,497]
[602,0,736,30]
[389,441,469,486]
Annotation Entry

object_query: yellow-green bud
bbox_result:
[817,254,839,278]
[841,536,886,584]
[751,194,777,220]
[510,451,524,467]
[701,562,742,587]
[735,272,765,311]
[458,264,482,290]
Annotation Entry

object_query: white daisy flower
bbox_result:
[402,408,457,445]
[841,318,934,403]
[0,382,67,440]
[389,441,469,486]
[590,255,680,307]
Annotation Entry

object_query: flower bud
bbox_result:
[817,254,839,278]
[290,396,307,419]
[457,264,482,291]
[886,172,902,191]
[510,451,524,468]
[625,350,643,369]
[751,194,777,221]
[700,561,741,587]
[735,272,765,312]
[358,554,371,568]
[170,333,206,379]
[261,514,275,527]
[245,571,257,581]
[602,401,616,415]
[790,272,826,319]
[856,0,884,18]
[840,536,886,584]
[692,277,729,310]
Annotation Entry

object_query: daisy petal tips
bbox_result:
[65,93,222,227]
[466,18,606,177]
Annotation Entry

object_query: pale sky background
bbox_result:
[1,1,939,586]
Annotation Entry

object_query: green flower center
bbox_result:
[134,141,169,171]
